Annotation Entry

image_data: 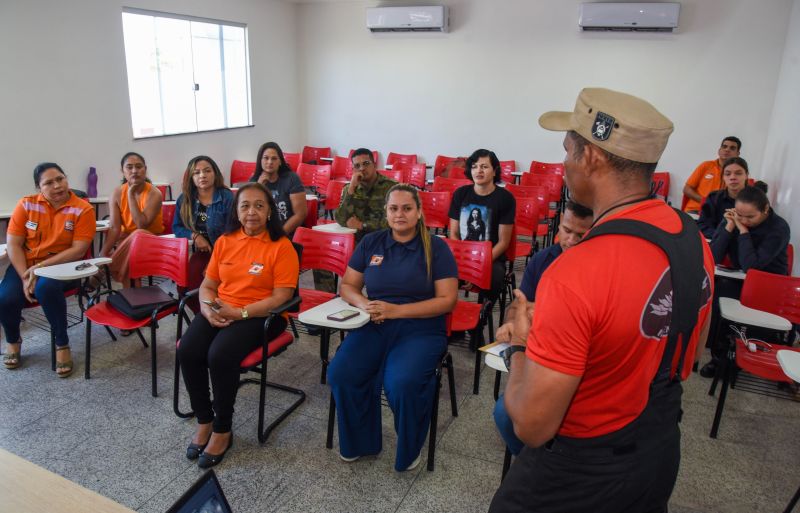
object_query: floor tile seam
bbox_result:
[131,462,198,511]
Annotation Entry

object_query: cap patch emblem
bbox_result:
[592,112,615,141]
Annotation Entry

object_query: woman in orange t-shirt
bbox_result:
[177,183,299,468]
[100,152,164,284]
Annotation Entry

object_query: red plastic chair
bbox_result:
[386,152,418,167]
[520,173,563,205]
[392,162,427,189]
[304,197,319,228]
[331,156,353,180]
[432,176,471,196]
[499,160,516,183]
[419,190,451,233]
[506,184,552,248]
[652,171,670,201]
[324,180,348,218]
[378,169,403,182]
[297,163,332,195]
[84,232,189,396]
[348,149,379,166]
[443,238,494,395]
[301,146,332,164]
[230,160,256,186]
[173,243,305,443]
[161,202,176,235]
[709,269,800,438]
[433,155,461,178]
[284,152,301,172]
[448,167,467,180]
[291,227,355,382]
[529,161,565,176]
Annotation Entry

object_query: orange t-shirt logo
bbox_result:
[248,263,264,275]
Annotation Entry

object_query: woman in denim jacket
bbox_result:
[173,156,234,251]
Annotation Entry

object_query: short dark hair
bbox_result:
[565,200,593,219]
[753,180,768,194]
[736,185,769,211]
[226,182,287,241]
[465,149,501,184]
[350,148,375,163]
[33,162,66,188]
[721,136,742,151]
[120,152,146,167]
[251,142,292,181]
[721,156,749,174]
[568,131,657,183]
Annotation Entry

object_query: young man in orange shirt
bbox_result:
[682,136,741,212]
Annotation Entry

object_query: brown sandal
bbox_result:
[55,346,73,378]
[3,342,21,370]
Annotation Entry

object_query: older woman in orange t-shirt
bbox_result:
[100,152,164,284]
[177,182,299,469]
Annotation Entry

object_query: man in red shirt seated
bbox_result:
[489,88,715,513]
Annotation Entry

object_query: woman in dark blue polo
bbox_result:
[327,184,458,471]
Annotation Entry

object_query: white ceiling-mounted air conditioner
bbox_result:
[579,3,680,32]
[366,6,449,33]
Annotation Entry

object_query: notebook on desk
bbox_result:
[166,469,233,513]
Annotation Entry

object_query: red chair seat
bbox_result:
[85,301,176,330]
[291,289,336,316]
[450,301,482,332]
[735,339,800,383]
[240,332,295,368]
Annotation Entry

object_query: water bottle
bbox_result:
[87,166,98,198]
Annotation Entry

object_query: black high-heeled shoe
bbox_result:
[198,434,233,469]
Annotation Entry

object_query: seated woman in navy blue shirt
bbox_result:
[710,184,790,275]
[697,157,750,239]
[327,184,458,472]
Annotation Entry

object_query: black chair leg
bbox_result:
[446,353,458,417]
[783,482,800,513]
[104,325,117,341]
[326,393,336,449]
[493,370,502,401]
[709,353,732,438]
[84,318,92,379]
[135,328,148,348]
[427,367,442,471]
[320,328,331,384]
[173,355,193,418]
[473,340,482,395]
[150,322,158,397]
[501,446,512,481]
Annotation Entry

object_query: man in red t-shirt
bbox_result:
[489,88,715,513]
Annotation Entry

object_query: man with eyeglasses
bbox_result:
[314,148,397,294]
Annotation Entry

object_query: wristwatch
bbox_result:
[501,345,526,371]
[241,307,249,320]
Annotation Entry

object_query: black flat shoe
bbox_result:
[186,441,208,460]
[699,359,718,378]
[198,435,233,469]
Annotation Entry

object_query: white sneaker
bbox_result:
[339,453,360,463]
[404,453,422,471]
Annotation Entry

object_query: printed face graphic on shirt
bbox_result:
[270,190,289,221]
[459,204,490,242]
[640,268,712,340]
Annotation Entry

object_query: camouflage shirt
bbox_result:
[334,174,397,241]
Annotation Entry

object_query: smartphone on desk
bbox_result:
[326,309,360,322]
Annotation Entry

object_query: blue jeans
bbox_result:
[0,265,77,347]
[494,394,524,456]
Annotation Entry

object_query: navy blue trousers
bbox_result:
[327,317,446,471]
[0,265,77,347]
[493,393,524,455]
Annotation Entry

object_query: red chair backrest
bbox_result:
[499,160,516,183]
[652,172,670,200]
[520,173,562,202]
[529,161,565,176]
[514,195,542,237]
[129,232,189,286]
[506,184,548,218]
[161,202,176,235]
[433,155,460,177]
[292,226,355,277]
[297,163,332,192]
[301,146,332,164]
[348,149,379,166]
[443,238,493,291]
[432,176,471,196]
[230,160,256,185]
[740,269,800,324]
[393,162,427,189]
[448,167,467,180]
[378,169,403,182]
[304,197,319,228]
[387,152,418,167]
[324,180,348,211]
[331,156,353,180]
[284,152,301,172]
[419,191,451,230]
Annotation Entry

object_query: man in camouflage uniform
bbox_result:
[315,148,397,292]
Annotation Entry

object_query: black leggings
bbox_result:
[178,314,288,432]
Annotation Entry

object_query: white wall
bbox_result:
[0,0,299,210]
[297,0,792,205]
[761,0,800,274]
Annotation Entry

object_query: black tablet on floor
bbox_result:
[165,469,233,513]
